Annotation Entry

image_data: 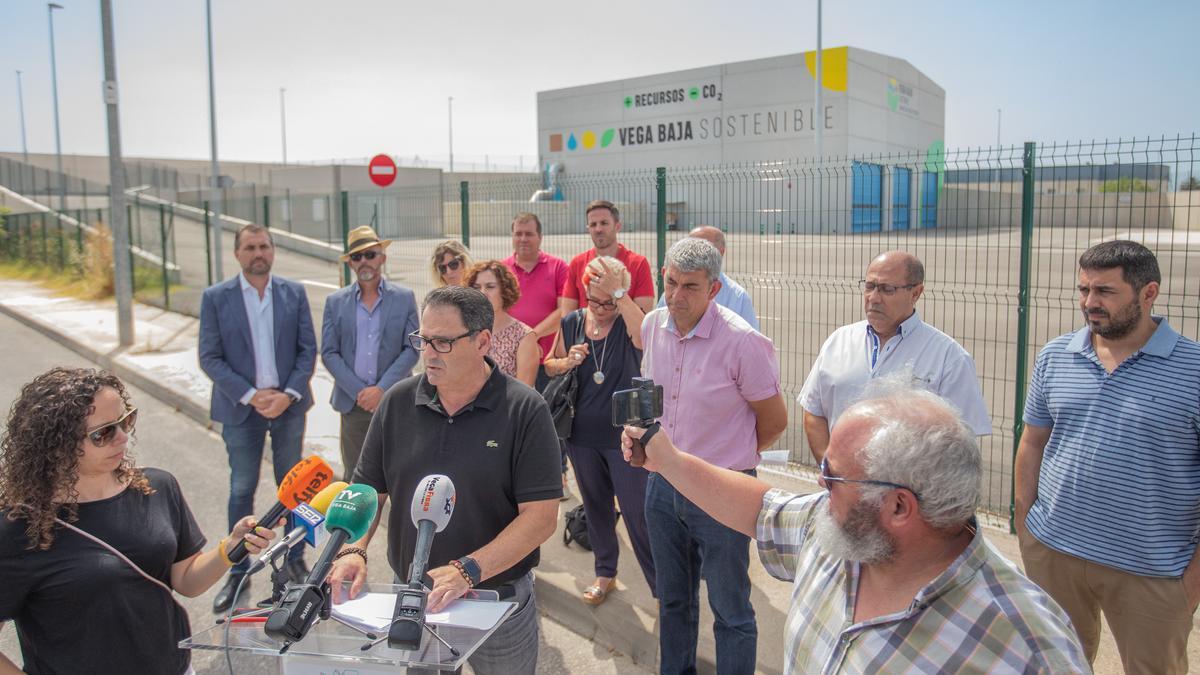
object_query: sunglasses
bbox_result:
[586,296,617,310]
[818,457,921,501]
[86,407,137,447]
[349,250,380,263]
[437,257,464,275]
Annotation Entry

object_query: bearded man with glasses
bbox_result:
[320,225,419,481]
[328,285,562,675]
[620,381,1088,674]
[799,250,991,463]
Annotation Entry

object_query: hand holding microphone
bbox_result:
[246,481,348,575]
[227,456,334,564]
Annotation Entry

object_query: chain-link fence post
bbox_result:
[340,190,350,287]
[203,200,213,287]
[159,203,170,311]
[460,181,470,249]
[262,195,270,228]
[75,209,83,256]
[655,167,667,295]
[56,211,65,269]
[1009,141,1037,534]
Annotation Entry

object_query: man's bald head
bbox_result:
[870,250,924,285]
[688,226,726,256]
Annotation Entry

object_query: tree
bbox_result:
[1182,176,1200,191]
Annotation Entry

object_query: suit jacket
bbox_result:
[198,275,317,426]
[320,279,420,414]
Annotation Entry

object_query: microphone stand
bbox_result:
[258,557,292,608]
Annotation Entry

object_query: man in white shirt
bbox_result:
[199,224,317,611]
[799,251,990,462]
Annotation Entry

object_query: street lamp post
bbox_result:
[100,0,134,346]
[280,87,287,165]
[48,2,66,213]
[205,0,224,282]
[15,70,29,163]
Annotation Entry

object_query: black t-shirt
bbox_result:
[567,311,644,449]
[0,468,207,675]
[353,358,563,589]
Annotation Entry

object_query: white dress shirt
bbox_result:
[238,273,282,404]
[798,312,992,434]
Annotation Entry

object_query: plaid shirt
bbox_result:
[756,489,1090,674]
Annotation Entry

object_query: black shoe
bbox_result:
[212,574,249,614]
[285,557,310,585]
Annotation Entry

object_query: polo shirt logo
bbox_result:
[486,440,498,448]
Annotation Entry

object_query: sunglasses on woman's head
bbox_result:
[349,250,380,263]
[86,408,137,447]
[437,257,464,275]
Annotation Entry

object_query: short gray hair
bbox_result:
[422,285,494,334]
[842,376,981,531]
[664,237,721,283]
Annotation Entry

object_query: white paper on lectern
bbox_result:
[332,593,510,632]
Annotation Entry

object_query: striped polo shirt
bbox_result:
[1024,317,1200,577]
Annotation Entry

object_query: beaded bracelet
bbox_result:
[334,547,368,565]
[217,537,233,567]
[449,559,475,588]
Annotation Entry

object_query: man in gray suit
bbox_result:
[321,226,420,480]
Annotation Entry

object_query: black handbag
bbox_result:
[541,310,586,440]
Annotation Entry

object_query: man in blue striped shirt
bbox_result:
[1016,239,1200,674]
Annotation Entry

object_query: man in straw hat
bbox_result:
[320,225,420,480]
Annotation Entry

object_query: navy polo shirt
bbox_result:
[1024,317,1200,577]
[354,358,562,588]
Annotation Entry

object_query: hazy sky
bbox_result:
[1,0,1196,165]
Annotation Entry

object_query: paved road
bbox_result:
[0,311,649,674]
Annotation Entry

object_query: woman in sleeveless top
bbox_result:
[466,260,539,387]
[545,256,656,606]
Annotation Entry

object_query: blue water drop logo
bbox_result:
[567,134,578,151]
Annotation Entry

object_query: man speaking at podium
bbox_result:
[328,285,562,674]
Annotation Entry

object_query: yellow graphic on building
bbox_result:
[803,46,848,92]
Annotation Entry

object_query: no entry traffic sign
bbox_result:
[368,154,397,187]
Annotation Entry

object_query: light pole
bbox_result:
[280,86,287,165]
[100,0,134,346]
[205,0,224,282]
[448,96,454,173]
[47,2,65,212]
[15,70,29,163]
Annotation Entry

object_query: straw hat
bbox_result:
[340,225,391,261]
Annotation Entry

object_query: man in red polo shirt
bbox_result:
[561,200,656,316]
[503,212,569,369]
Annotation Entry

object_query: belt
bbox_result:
[494,582,517,600]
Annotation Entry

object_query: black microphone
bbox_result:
[389,475,457,650]
[264,484,378,644]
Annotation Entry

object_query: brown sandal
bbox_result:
[582,577,616,606]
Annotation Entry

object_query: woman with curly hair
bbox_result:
[429,239,473,289]
[0,367,278,675]
[466,260,540,387]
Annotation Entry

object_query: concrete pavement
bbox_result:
[0,276,1164,674]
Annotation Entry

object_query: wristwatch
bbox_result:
[287,392,301,404]
[612,288,626,300]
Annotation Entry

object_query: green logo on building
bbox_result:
[624,96,633,108]
[688,87,700,100]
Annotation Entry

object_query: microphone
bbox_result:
[389,475,456,651]
[228,456,335,564]
[246,482,344,576]
[246,526,308,575]
[264,484,378,643]
[407,475,457,586]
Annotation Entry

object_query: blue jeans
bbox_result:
[221,411,306,575]
[645,472,756,675]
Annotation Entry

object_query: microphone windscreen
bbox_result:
[276,456,335,510]
[308,481,348,515]
[409,474,456,533]
[324,484,380,541]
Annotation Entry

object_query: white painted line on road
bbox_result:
[301,279,340,290]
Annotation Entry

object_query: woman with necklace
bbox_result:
[545,256,656,606]
[466,260,539,387]
[0,368,277,675]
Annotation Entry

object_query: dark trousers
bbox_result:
[220,412,306,575]
[339,404,373,482]
[646,471,756,675]
[566,441,656,596]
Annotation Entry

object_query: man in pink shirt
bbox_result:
[640,237,788,675]
[502,212,568,374]
[561,200,656,316]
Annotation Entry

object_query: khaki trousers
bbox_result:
[1019,530,1195,675]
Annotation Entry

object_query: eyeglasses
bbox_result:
[818,457,921,501]
[408,330,478,353]
[858,280,918,296]
[349,250,380,263]
[586,296,616,310]
[437,257,464,275]
[86,407,137,447]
